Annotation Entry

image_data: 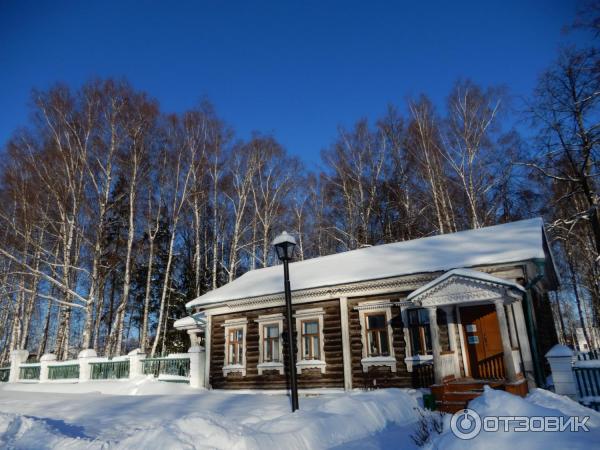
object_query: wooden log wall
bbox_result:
[209,300,344,389]
[347,296,413,389]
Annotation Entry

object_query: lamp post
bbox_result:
[273,230,299,412]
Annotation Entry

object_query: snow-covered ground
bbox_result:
[0,379,598,449]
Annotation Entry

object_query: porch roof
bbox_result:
[406,268,525,303]
[186,218,550,309]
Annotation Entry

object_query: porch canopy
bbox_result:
[406,269,526,385]
[174,312,207,346]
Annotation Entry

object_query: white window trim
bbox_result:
[294,308,326,374]
[358,301,396,373]
[222,318,247,376]
[255,313,285,375]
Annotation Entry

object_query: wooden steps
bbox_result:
[430,378,528,413]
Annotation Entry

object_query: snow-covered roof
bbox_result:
[406,268,525,302]
[173,312,206,330]
[187,218,548,309]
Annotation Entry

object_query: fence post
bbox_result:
[39,353,57,383]
[545,344,577,400]
[128,348,146,379]
[78,349,98,382]
[188,345,205,389]
[9,349,29,383]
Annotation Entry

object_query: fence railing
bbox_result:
[90,360,130,380]
[48,364,80,380]
[19,364,40,380]
[0,367,10,382]
[142,357,190,378]
[577,349,600,361]
[574,360,600,411]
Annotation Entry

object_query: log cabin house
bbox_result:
[174,218,559,410]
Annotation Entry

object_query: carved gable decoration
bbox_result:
[408,270,524,307]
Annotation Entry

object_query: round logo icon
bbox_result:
[450,408,482,440]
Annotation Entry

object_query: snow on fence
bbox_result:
[90,359,130,380]
[19,363,41,381]
[48,362,80,380]
[0,367,10,382]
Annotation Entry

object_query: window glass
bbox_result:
[304,321,318,335]
[366,313,390,356]
[408,309,432,355]
[263,324,280,362]
[368,314,386,329]
[227,328,244,365]
[301,320,320,360]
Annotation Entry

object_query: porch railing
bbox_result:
[0,367,10,382]
[48,364,80,380]
[142,357,190,378]
[476,352,505,380]
[19,364,40,380]
[411,361,434,388]
[90,360,130,380]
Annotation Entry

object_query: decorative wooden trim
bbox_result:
[196,274,437,315]
[413,276,521,308]
[190,265,527,314]
[361,356,397,373]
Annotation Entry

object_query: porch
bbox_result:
[404,269,533,410]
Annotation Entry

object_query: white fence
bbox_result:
[546,344,600,411]
[1,346,205,388]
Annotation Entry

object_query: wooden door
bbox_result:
[460,305,505,379]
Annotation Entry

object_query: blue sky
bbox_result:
[0,0,589,164]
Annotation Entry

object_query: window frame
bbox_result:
[300,319,321,360]
[364,312,391,357]
[407,308,433,356]
[357,301,396,373]
[227,327,244,365]
[263,323,280,362]
[222,318,247,376]
[294,308,326,374]
[255,314,285,375]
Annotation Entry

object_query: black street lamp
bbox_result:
[273,230,299,412]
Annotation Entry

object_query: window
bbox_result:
[263,324,280,362]
[366,313,390,357]
[255,314,284,375]
[294,308,326,374]
[357,302,397,372]
[222,318,247,376]
[408,309,432,355]
[227,328,244,365]
[301,320,320,360]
